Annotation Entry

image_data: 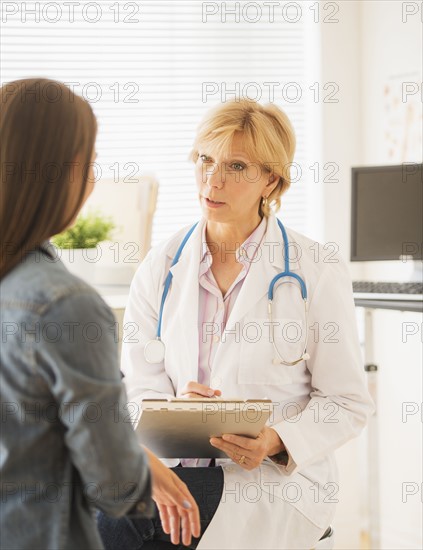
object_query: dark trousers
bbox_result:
[97,465,224,550]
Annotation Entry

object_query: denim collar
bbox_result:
[36,240,57,261]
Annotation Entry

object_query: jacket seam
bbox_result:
[0,285,100,316]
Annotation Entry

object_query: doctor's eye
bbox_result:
[229,162,246,171]
[199,154,213,163]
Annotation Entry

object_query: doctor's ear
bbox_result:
[266,173,280,191]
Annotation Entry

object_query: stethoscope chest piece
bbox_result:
[144,338,166,364]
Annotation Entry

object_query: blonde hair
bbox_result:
[190,99,296,217]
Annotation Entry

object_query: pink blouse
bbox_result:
[181,217,267,466]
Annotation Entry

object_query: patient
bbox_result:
[0,78,199,550]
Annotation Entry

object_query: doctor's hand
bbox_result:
[179,381,222,399]
[142,447,201,546]
[209,426,285,471]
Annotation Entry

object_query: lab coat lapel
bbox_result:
[165,222,204,383]
[163,216,299,383]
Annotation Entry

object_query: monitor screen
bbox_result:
[351,164,423,261]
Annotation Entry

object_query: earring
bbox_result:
[262,196,268,207]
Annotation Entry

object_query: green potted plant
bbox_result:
[52,210,116,282]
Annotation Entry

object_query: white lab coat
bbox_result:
[122,213,375,550]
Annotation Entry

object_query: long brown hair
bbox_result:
[0,78,97,278]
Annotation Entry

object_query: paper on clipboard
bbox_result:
[135,398,273,458]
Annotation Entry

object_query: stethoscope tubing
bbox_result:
[145,218,309,365]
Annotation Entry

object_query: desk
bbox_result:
[354,298,422,313]
[94,284,130,309]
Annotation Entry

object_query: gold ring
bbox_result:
[238,455,246,465]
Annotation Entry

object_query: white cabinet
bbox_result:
[333,306,422,550]
[359,307,422,550]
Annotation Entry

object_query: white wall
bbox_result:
[320,2,422,549]
[361,1,422,165]
[321,0,422,280]
[360,0,422,282]
[319,5,364,547]
[320,1,363,275]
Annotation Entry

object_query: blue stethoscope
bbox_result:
[144,218,310,366]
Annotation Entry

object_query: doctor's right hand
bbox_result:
[142,447,201,546]
[179,381,222,399]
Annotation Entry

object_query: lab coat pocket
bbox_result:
[259,460,336,530]
[238,317,306,385]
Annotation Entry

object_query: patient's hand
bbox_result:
[142,447,200,546]
[179,381,222,399]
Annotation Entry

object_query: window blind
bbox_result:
[1,0,321,245]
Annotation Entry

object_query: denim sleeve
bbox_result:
[36,288,154,518]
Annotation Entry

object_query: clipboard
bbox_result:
[136,398,273,458]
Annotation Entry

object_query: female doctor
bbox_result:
[99,99,374,550]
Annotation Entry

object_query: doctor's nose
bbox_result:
[204,163,225,189]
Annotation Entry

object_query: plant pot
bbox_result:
[55,244,138,286]
[57,247,101,284]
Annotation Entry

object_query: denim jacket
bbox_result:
[0,242,154,550]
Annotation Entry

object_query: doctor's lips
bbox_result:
[203,196,226,208]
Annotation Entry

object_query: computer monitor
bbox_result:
[351,164,423,261]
